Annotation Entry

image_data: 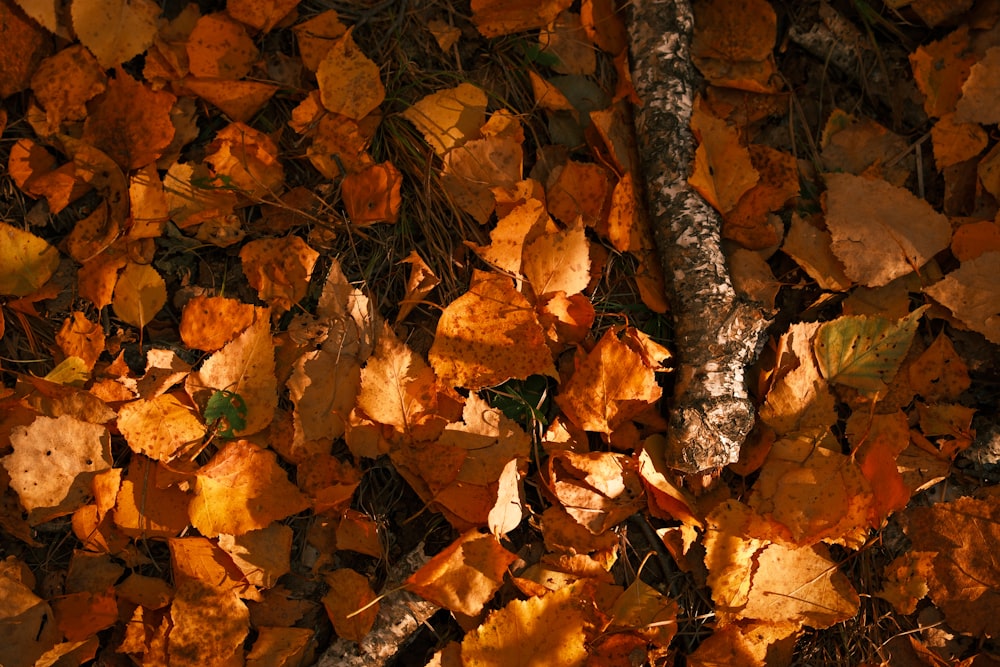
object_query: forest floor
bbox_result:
[1,0,999,666]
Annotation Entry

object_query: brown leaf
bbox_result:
[824,172,951,288]
[904,496,1000,637]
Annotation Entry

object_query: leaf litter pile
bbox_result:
[1,0,1000,665]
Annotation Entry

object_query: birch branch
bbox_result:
[627,0,771,472]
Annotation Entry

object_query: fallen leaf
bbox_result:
[547,450,646,534]
[704,500,859,628]
[217,523,293,589]
[240,236,319,313]
[358,323,444,441]
[204,122,285,200]
[522,219,591,297]
[904,496,1000,637]
[470,0,575,37]
[406,530,517,616]
[186,308,277,436]
[292,10,348,72]
[539,12,596,75]
[955,47,1000,125]
[113,456,191,538]
[0,221,60,296]
[322,568,379,643]
[690,98,760,213]
[556,327,662,434]
[909,25,973,118]
[71,0,160,68]
[430,270,556,390]
[168,579,249,667]
[117,393,205,462]
[813,307,928,396]
[460,579,591,665]
[188,440,310,537]
[749,429,872,548]
[179,295,256,352]
[29,45,106,128]
[316,29,384,120]
[227,0,299,32]
[186,12,258,79]
[824,173,951,288]
[341,161,402,225]
[401,83,488,156]
[924,251,1000,344]
[81,69,176,170]
[111,262,167,329]
[2,415,112,524]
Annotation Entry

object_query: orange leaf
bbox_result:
[824,172,952,288]
[182,78,279,124]
[316,29,384,120]
[748,429,873,548]
[545,159,611,226]
[113,456,191,538]
[168,579,249,667]
[848,411,912,523]
[556,327,661,434]
[185,12,258,79]
[179,295,256,352]
[205,122,285,199]
[188,440,310,537]
[322,569,379,642]
[117,393,205,462]
[924,251,1000,344]
[342,161,402,226]
[227,0,299,32]
[406,530,517,616]
[81,69,176,170]
[429,270,556,390]
[0,0,51,98]
[470,0,574,37]
[217,523,293,589]
[704,500,859,628]
[522,219,591,298]
[358,323,444,440]
[240,236,319,313]
[689,98,760,213]
[30,45,106,127]
[547,450,646,534]
[292,10,348,72]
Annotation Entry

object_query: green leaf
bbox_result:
[204,389,248,438]
[813,306,928,395]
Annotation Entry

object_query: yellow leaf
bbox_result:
[406,530,517,616]
[461,579,590,666]
[189,441,309,537]
[316,29,384,120]
[522,219,591,297]
[112,262,166,328]
[71,0,160,68]
[116,394,206,462]
[0,221,60,296]
[555,327,661,434]
[1,415,112,524]
[401,83,488,156]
